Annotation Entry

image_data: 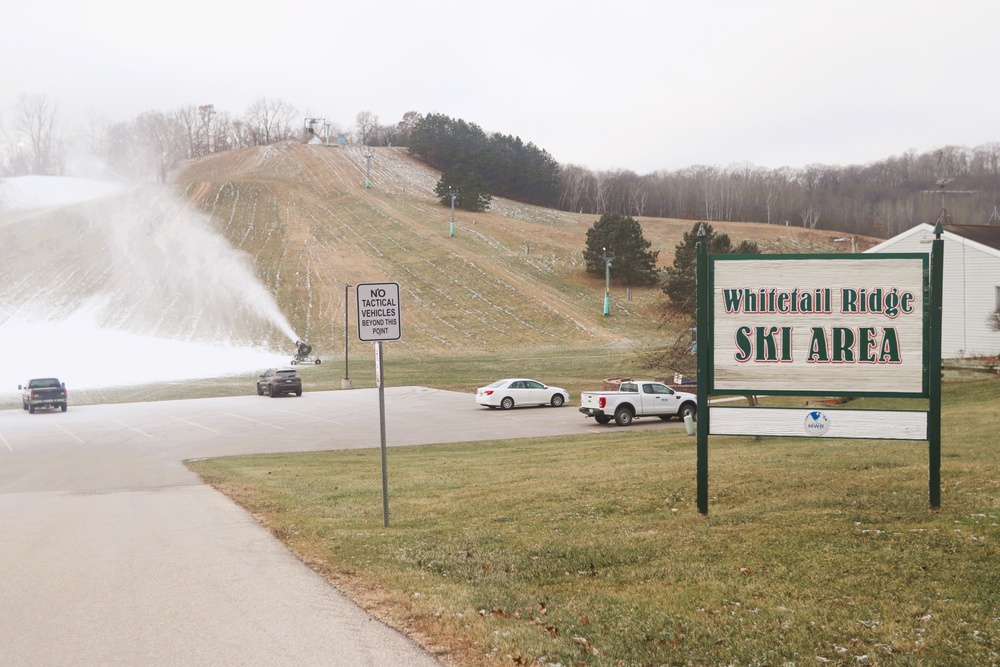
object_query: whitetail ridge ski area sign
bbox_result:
[710,255,928,397]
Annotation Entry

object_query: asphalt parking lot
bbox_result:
[0,387,682,665]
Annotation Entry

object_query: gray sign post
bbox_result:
[356,282,401,527]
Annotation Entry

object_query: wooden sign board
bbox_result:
[710,407,928,440]
[710,254,928,397]
[695,231,944,515]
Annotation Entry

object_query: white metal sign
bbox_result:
[356,282,401,342]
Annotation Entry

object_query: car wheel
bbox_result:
[61,404,67,412]
[595,415,612,425]
[257,384,264,396]
[314,359,321,365]
[614,406,634,426]
[290,360,297,365]
[500,396,514,410]
[679,403,697,420]
[295,390,302,396]
[550,394,565,408]
[22,401,28,411]
[28,404,35,414]
[269,385,276,398]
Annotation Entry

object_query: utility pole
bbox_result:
[364,152,373,189]
[834,236,859,253]
[449,191,457,237]
[342,284,352,389]
[602,247,613,316]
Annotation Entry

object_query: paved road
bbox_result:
[0,387,678,665]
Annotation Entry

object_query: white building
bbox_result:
[866,223,1000,359]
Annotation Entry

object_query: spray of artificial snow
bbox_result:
[0,179,301,391]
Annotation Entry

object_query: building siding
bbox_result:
[866,224,1000,358]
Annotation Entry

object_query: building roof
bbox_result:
[942,224,1000,252]
[866,222,1000,260]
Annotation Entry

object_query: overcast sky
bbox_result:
[4,0,998,174]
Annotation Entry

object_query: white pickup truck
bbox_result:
[579,380,697,426]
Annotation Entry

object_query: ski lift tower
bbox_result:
[303,117,325,140]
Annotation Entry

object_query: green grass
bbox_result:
[188,378,1000,667]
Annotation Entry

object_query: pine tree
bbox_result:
[435,165,492,212]
[661,222,761,316]
[582,213,660,286]
[409,114,560,209]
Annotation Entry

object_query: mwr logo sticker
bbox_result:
[804,411,831,436]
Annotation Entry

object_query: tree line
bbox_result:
[1,95,326,181]
[4,96,998,237]
[0,94,388,183]
[407,113,560,211]
[557,145,1000,237]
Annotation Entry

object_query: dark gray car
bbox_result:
[256,369,302,397]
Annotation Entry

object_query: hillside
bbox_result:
[172,142,873,356]
[0,143,879,386]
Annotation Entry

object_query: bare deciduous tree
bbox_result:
[101,110,187,181]
[245,97,297,145]
[173,105,199,159]
[395,111,421,146]
[13,94,59,175]
[197,104,217,155]
[1,112,30,175]
[557,164,592,213]
[355,110,378,146]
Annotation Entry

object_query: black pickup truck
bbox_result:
[19,378,68,413]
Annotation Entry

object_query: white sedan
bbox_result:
[475,378,570,410]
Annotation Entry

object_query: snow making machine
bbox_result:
[291,340,321,365]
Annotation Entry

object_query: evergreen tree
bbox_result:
[409,113,561,209]
[661,222,761,316]
[409,113,489,172]
[583,213,660,286]
[435,165,492,212]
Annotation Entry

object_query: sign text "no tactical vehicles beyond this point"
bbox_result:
[356,282,401,342]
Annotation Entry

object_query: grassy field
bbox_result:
[188,377,1000,667]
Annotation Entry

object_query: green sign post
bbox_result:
[928,224,944,509]
[696,226,710,515]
